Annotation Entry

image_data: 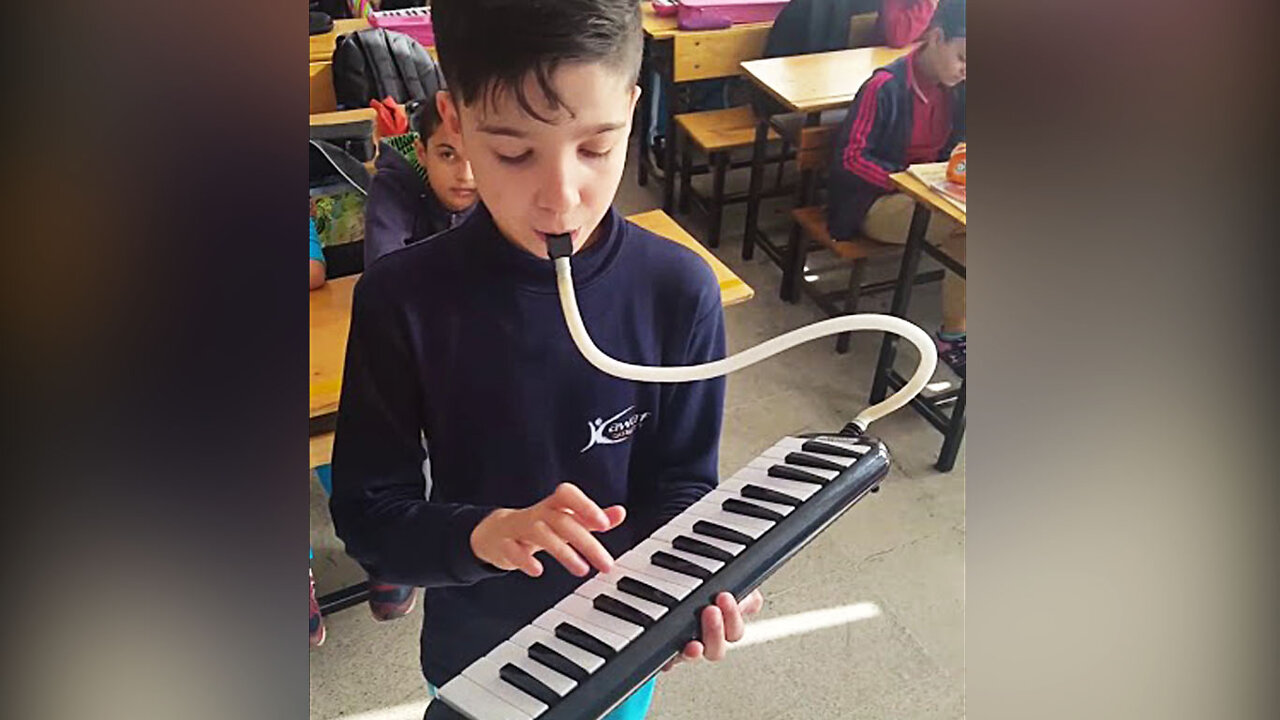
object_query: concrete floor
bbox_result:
[309,141,965,719]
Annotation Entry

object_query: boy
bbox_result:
[363,98,479,267]
[829,0,966,374]
[309,217,326,290]
[330,0,763,716]
[879,0,940,48]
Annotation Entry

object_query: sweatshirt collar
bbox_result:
[470,203,623,293]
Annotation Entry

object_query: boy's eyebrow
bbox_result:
[475,121,628,138]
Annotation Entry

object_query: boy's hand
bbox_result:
[662,590,764,671]
[470,483,626,578]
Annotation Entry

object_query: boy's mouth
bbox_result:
[536,229,580,246]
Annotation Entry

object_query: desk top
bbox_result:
[310,210,754,418]
[890,172,967,227]
[741,45,913,114]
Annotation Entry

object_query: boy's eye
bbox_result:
[580,147,612,160]
[495,150,532,165]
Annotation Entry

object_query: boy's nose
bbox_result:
[534,158,579,215]
[457,162,475,186]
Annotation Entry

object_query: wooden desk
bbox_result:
[739,45,912,274]
[309,210,754,423]
[627,209,754,307]
[869,172,967,472]
[740,45,913,114]
[889,171,967,227]
[638,5,775,211]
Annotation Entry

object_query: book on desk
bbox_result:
[906,162,966,214]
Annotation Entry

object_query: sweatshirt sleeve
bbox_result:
[363,172,414,269]
[834,71,900,192]
[329,273,506,588]
[879,0,937,48]
[641,288,727,534]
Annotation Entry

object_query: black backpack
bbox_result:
[331,28,444,111]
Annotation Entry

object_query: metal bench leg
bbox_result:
[679,136,693,214]
[742,117,768,260]
[775,139,788,191]
[708,152,728,248]
[936,378,966,471]
[835,260,867,354]
[781,219,808,303]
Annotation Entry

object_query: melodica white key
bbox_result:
[428,432,892,720]
[435,671,532,720]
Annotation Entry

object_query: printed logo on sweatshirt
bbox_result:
[580,405,651,453]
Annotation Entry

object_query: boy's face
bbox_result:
[924,29,967,87]
[414,126,477,213]
[439,62,641,258]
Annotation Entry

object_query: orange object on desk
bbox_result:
[947,143,966,186]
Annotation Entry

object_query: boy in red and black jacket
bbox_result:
[829,0,967,374]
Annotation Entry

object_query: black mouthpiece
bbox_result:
[546,233,574,260]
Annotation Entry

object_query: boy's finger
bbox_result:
[717,592,746,643]
[741,589,765,616]
[551,514,615,573]
[504,540,543,577]
[529,520,590,576]
[548,483,609,529]
[682,640,704,662]
[601,505,627,529]
[701,605,726,661]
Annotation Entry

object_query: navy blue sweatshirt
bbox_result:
[329,203,726,685]
[363,140,472,268]
[828,54,965,241]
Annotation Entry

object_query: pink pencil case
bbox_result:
[368,8,434,47]
[677,0,787,30]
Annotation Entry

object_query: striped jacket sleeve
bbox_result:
[838,71,899,192]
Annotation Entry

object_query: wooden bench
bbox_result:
[674,106,787,248]
[783,125,941,353]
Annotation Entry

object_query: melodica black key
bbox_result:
[768,463,831,485]
[693,519,756,547]
[672,535,735,563]
[741,484,803,507]
[528,642,590,683]
[723,498,785,522]
[554,622,616,660]
[593,594,656,629]
[428,432,891,720]
[650,551,712,580]
[801,439,867,459]
[784,451,849,472]
[498,662,561,707]
[617,577,680,608]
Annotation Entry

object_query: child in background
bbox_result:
[330,1,761,716]
[364,99,478,267]
[310,217,327,290]
[879,0,940,48]
[829,0,966,374]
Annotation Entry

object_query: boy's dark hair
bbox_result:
[931,0,966,40]
[431,0,643,122]
[413,97,444,140]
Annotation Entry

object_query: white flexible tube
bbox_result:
[554,257,938,430]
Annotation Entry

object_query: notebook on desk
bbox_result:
[907,162,966,214]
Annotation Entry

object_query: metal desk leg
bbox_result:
[661,51,678,213]
[781,112,822,302]
[742,115,769,260]
[936,378,966,471]
[870,201,932,403]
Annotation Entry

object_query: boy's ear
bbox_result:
[437,90,462,135]
[923,26,943,47]
[628,83,642,118]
